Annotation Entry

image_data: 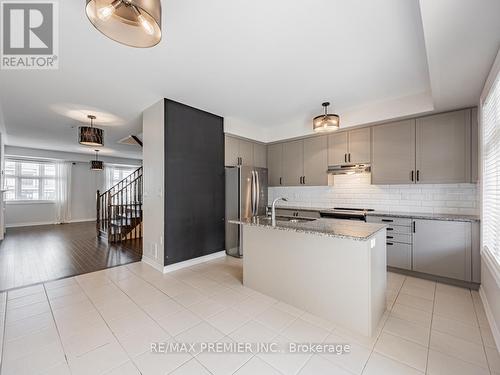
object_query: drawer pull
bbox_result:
[387,228,394,231]
[381,219,394,223]
[387,242,394,246]
[387,236,394,239]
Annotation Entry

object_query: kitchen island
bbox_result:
[230,217,387,337]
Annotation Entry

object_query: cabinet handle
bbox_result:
[413,221,416,233]
[381,219,393,223]
[303,176,306,184]
[279,177,282,185]
[411,170,414,182]
[387,242,394,246]
[344,154,347,163]
[348,153,351,162]
[387,236,394,239]
[387,227,394,231]
[416,170,420,182]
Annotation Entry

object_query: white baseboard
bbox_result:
[6,221,56,228]
[141,256,165,272]
[162,251,226,273]
[479,286,500,352]
[68,218,96,223]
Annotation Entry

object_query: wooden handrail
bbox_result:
[96,167,143,243]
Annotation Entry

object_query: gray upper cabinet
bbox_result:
[253,143,267,169]
[416,110,471,184]
[348,128,371,164]
[328,128,371,165]
[371,120,416,185]
[238,139,254,166]
[268,143,283,186]
[224,135,267,168]
[413,219,472,281]
[282,140,304,186]
[303,136,328,186]
[328,132,348,165]
[225,135,240,166]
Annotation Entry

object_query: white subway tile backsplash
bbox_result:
[268,173,479,215]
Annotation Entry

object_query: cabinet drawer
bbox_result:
[367,216,412,227]
[385,225,412,235]
[386,242,412,270]
[386,233,411,244]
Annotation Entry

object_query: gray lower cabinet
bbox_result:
[268,143,283,186]
[282,140,304,186]
[371,120,416,185]
[386,242,412,270]
[413,219,472,281]
[303,136,328,186]
[367,215,412,270]
[416,109,471,184]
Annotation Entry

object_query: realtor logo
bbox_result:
[1,0,59,69]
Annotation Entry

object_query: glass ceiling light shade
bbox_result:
[91,150,104,170]
[79,115,104,146]
[313,102,340,133]
[85,0,162,48]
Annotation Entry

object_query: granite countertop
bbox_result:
[269,205,480,223]
[229,216,385,241]
[366,211,480,223]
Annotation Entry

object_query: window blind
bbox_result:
[482,71,500,264]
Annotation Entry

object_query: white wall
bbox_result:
[4,146,142,227]
[269,173,479,216]
[142,100,165,269]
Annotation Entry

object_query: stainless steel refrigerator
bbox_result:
[225,166,268,257]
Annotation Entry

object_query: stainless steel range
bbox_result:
[319,207,374,221]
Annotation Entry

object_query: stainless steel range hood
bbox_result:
[328,164,371,175]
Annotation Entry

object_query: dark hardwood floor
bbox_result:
[0,222,142,292]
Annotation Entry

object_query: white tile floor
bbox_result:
[0,256,498,375]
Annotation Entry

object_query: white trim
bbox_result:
[479,285,500,352]
[482,247,500,288]
[481,49,500,102]
[5,200,55,205]
[5,218,96,228]
[141,256,164,272]
[162,251,226,273]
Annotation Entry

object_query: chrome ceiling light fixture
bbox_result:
[91,150,104,171]
[79,115,104,147]
[313,102,340,133]
[85,0,162,48]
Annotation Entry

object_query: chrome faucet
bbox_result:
[271,197,288,226]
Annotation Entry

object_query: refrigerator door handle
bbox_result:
[251,171,257,216]
[255,171,260,215]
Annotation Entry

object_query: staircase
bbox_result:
[96,167,143,243]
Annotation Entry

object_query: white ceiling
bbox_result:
[0,0,499,157]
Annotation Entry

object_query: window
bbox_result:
[482,70,500,264]
[105,165,137,190]
[4,159,57,201]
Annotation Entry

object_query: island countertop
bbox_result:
[229,216,385,241]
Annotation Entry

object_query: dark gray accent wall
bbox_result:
[164,99,225,265]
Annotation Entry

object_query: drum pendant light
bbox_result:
[91,150,104,171]
[85,0,162,48]
[313,102,340,133]
[79,115,104,147]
